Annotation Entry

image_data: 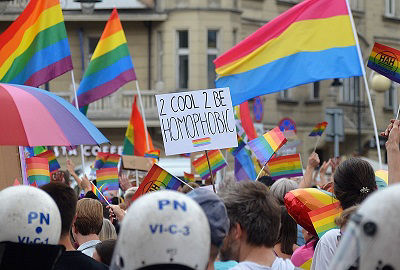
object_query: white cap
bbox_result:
[0,186,61,245]
[111,190,210,270]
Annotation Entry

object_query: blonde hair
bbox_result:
[181,182,200,194]
[99,218,117,241]
[75,198,103,235]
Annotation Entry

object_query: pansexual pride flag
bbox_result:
[37,150,60,172]
[26,157,50,187]
[76,8,136,108]
[248,127,287,166]
[192,150,227,180]
[309,122,328,136]
[0,0,72,86]
[367,42,400,83]
[309,201,342,238]
[375,169,388,189]
[214,0,362,106]
[268,154,303,181]
[133,164,182,201]
[184,172,195,182]
[96,167,119,191]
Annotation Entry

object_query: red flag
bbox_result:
[240,101,257,140]
[132,96,154,156]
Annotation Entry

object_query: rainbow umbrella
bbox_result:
[0,83,109,146]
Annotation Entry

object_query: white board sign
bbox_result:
[155,88,237,156]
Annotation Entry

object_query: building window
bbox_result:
[157,31,163,82]
[177,30,189,89]
[350,0,363,11]
[340,77,360,104]
[207,29,219,88]
[310,81,320,100]
[88,37,99,61]
[232,28,238,46]
[385,0,396,17]
[279,89,291,100]
[385,83,396,110]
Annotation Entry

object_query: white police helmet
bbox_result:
[111,190,211,270]
[329,183,400,270]
[0,186,61,245]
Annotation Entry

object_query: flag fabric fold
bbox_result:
[214,0,362,106]
[26,157,51,187]
[192,150,227,180]
[36,150,60,172]
[268,153,303,181]
[96,167,119,191]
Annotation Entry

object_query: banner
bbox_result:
[155,88,237,155]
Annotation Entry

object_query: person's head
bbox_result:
[0,186,61,244]
[187,188,230,265]
[123,187,138,209]
[111,190,210,270]
[333,158,377,210]
[258,175,275,188]
[73,198,103,238]
[329,184,400,270]
[270,178,298,205]
[41,182,77,237]
[99,218,117,241]
[276,206,297,255]
[219,181,281,261]
[335,205,359,232]
[181,182,200,194]
[93,239,116,266]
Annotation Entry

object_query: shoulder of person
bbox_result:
[55,251,108,270]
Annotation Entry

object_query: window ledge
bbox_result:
[304,99,322,105]
[337,102,367,108]
[382,14,400,22]
[277,98,298,105]
[383,106,395,113]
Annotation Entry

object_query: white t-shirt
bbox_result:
[311,229,340,270]
[229,258,297,270]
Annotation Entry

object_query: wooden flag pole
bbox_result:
[256,163,266,181]
[205,150,216,193]
[313,136,321,153]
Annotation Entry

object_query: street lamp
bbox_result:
[74,0,102,15]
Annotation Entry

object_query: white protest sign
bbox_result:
[155,88,237,156]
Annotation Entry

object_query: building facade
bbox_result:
[1,0,399,171]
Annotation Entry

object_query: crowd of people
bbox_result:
[2,119,400,270]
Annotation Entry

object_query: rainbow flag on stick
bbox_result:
[96,167,119,191]
[103,153,120,168]
[26,157,50,187]
[375,169,388,189]
[75,8,136,108]
[144,149,160,160]
[268,154,303,181]
[248,127,287,166]
[94,152,108,169]
[308,201,342,238]
[309,122,328,137]
[0,0,73,86]
[184,172,195,182]
[192,150,227,180]
[133,164,182,201]
[367,42,400,83]
[36,150,60,172]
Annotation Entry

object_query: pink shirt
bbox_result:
[291,239,316,269]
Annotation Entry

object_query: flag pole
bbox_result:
[135,80,150,151]
[90,181,111,206]
[345,0,382,168]
[205,150,216,193]
[256,163,266,181]
[313,136,321,153]
[70,70,86,170]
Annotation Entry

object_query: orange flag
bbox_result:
[132,96,154,156]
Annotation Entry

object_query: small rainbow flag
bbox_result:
[26,157,50,187]
[36,150,60,172]
[192,150,227,180]
[144,149,160,160]
[308,201,342,238]
[268,154,303,180]
[94,152,108,169]
[91,183,107,203]
[375,169,388,189]
[96,167,119,191]
[309,122,328,137]
[25,146,47,157]
[103,153,120,168]
[367,42,400,83]
[192,137,211,147]
[248,127,287,165]
[184,172,195,182]
[133,164,182,201]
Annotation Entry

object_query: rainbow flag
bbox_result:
[76,8,136,108]
[285,188,338,237]
[103,153,120,168]
[96,167,119,191]
[184,172,195,182]
[214,0,362,106]
[0,0,72,86]
[367,42,400,83]
[25,146,47,157]
[309,122,328,136]
[192,150,227,180]
[308,201,342,238]
[36,150,60,172]
[268,154,303,180]
[192,137,211,147]
[375,169,388,189]
[94,152,108,169]
[144,149,160,160]
[133,164,182,201]
[229,134,246,156]
[248,127,287,166]
[26,157,50,187]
